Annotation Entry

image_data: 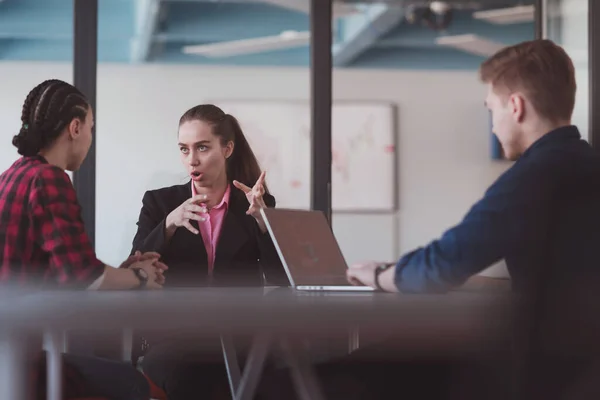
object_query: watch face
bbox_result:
[137,268,148,279]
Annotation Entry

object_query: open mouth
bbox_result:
[191,171,202,178]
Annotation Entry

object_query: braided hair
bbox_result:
[12,79,90,157]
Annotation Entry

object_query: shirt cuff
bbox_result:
[393,248,421,293]
[69,258,106,290]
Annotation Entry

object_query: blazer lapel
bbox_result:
[214,189,250,266]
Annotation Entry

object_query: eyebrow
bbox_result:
[178,140,210,147]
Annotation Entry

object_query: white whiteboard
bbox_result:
[215,100,396,211]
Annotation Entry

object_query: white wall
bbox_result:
[559,0,588,141]
[547,0,588,140]
[0,62,510,277]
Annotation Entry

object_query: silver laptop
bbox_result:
[260,208,374,292]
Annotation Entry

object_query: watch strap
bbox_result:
[132,268,148,289]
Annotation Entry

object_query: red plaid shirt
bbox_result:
[0,156,104,288]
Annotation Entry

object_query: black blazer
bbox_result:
[130,182,289,288]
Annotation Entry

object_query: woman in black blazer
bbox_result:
[131,173,286,288]
[130,104,288,399]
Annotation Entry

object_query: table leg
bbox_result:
[235,332,271,400]
[0,330,36,400]
[220,334,241,398]
[121,328,133,363]
[280,337,326,400]
[45,330,63,400]
[348,326,359,353]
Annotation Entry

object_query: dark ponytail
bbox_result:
[178,104,269,193]
[12,79,89,157]
[221,113,269,193]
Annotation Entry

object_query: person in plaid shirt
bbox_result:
[0,79,167,399]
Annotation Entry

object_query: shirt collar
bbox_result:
[191,182,231,210]
[24,155,48,164]
[521,125,581,158]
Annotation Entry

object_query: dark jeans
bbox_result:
[141,336,238,400]
[256,338,513,400]
[36,351,150,400]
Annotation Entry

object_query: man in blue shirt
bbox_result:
[348,39,599,297]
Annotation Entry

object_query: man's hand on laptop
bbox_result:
[347,262,399,292]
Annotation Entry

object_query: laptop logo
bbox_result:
[301,242,319,265]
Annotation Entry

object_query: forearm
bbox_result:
[393,247,470,293]
[458,275,511,292]
[134,192,173,251]
[377,267,400,293]
[132,219,171,255]
[392,213,511,293]
[164,216,177,242]
[88,266,140,290]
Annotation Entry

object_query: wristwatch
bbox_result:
[374,263,394,291]
[132,268,148,289]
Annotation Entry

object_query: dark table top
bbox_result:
[0,288,513,341]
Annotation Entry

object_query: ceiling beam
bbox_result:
[332,3,404,67]
[130,0,161,63]
[262,0,356,17]
[161,0,357,17]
